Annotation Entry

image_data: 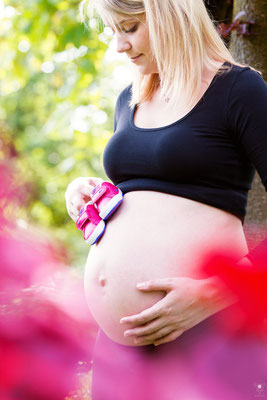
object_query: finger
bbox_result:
[65,189,84,213]
[68,206,79,222]
[68,208,76,222]
[80,185,94,197]
[70,194,89,213]
[66,202,76,220]
[153,330,183,346]
[87,177,104,187]
[71,183,99,207]
[71,213,78,223]
[67,204,82,222]
[120,299,168,325]
[68,198,88,221]
[123,317,163,338]
[133,326,174,344]
[136,278,174,292]
[67,187,92,204]
[65,178,94,201]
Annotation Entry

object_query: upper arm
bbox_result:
[113,83,132,133]
[113,95,121,133]
[227,69,267,189]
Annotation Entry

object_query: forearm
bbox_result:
[199,272,242,316]
[199,256,253,314]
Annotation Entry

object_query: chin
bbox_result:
[135,63,158,76]
[139,68,158,75]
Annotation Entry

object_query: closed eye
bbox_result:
[108,23,138,35]
[123,24,138,33]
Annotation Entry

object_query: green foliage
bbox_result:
[0,0,128,267]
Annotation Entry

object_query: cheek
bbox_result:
[144,34,152,53]
[138,26,151,53]
[140,38,153,58]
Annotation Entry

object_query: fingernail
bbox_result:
[137,283,146,288]
[124,331,131,337]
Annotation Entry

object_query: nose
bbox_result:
[115,33,131,53]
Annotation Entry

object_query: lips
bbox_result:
[129,54,142,60]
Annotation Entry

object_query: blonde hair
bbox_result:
[80,0,261,110]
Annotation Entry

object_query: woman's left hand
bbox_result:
[120,276,233,346]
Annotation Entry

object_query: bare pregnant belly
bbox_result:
[84,191,248,346]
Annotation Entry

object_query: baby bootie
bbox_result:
[76,201,105,245]
[91,181,123,220]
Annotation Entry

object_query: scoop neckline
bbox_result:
[130,61,230,132]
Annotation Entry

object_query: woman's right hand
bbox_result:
[65,177,105,222]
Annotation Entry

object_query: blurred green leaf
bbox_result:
[0,0,129,267]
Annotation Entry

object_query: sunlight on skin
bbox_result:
[91,249,267,399]
[2,138,267,400]
[118,249,267,348]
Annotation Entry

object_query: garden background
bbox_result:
[0,1,266,399]
[0,0,132,269]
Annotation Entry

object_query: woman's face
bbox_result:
[109,14,158,75]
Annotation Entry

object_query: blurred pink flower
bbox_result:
[0,163,97,400]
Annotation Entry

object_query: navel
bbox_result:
[98,274,107,287]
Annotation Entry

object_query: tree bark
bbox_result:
[205,0,233,46]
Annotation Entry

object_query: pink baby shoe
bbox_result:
[76,201,105,245]
[91,181,123,220]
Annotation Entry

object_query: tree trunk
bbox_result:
[229,0,267,242]
[205,0,233,46]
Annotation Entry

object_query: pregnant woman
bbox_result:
[65,0,267,398]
